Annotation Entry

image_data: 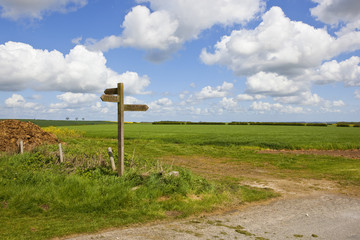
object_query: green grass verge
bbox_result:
[0,131,277,239]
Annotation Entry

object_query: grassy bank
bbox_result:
[0,128,276,240]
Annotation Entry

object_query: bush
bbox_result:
[186,122,226,125]
[306,123,328,127]
[152,121,186,125]
[336,123,350,127]
[248,122,305,126]
[228,122,249,125]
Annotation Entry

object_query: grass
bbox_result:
[1,123,360,239]
[63,124,360,150]
[0,127,277,240]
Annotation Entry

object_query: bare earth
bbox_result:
[64,152,360,240]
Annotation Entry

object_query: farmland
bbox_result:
[1,121,360,239]
[67,123,360,150]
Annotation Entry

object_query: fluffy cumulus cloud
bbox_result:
[310,0,360,28]
[200,5,360,114]
[5,94,42,110]
[275,91,323,106]
[219,97,237,111]
[148,97,173,112]
[194,82,233,100]
[308,56,360,86]
[89,0,264,61]
[0,0,87,20]
[0,41,150,94]
[250,101,304,114]
[201,7,344,77]
[246,72,306,96]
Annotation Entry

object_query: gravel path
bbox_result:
[66,194,360,240]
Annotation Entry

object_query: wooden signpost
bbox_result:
[100,83,149,176]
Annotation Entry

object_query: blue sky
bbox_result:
[1,0,360,122]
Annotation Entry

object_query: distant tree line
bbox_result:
[152,121,360,127]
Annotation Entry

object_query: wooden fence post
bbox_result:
[107,147,116,171]
[59,143,64,163]
[19,140,23,154]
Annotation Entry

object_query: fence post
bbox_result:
[19,140,23,154]
[107,147,116,171]
[59,143,64,163]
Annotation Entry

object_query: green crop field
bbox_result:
[1,122,360,239]
[64,123,360,150]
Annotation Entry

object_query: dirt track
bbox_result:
[64,152,360,240]
[66,193,360,240]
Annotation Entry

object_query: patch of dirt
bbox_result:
[160,155,360,198]
[0,119,58,153]
[258,149,360,159]
[66,194,360,240]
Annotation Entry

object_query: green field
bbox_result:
[65,123,360,150]
[1,122,360,239]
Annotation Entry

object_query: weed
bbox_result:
[294,234,304,238]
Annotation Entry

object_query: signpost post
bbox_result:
[100,83,149,176]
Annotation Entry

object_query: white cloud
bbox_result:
[194,82,233,100]
[333,100,345,107]
[5,94,42,110]
[308,56,360,86]
[0,0,87,20]
[72,37,83,45]
[355,90,360,99]
[201,6,360,78]
[125,96,141,104]
[148,97,173,112]
[0,42,150,94]
[201,7,338,77]
[236,94,264,101]
[275,91,323,106]
[90,102,109,114]
[89,0,264,61]
[219,97,237,110]
[90,5,180,54]
[56,92,98,105]
[250,101,304,114]
[310,0,360,26]
[246,72,306,96]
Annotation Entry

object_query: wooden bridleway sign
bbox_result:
[100,83,148,176]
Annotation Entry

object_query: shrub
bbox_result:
[152,121,186,125]
[336,123,350,127]
[186,122,226,125]
[306,123,328,127]
[228,122,249,125]
[248,122,305,126]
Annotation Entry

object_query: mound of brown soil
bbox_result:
[0,119,59,153]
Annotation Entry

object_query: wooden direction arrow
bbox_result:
[124,104,149,111]
[100,94,119,102]
[104,88,118,95]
